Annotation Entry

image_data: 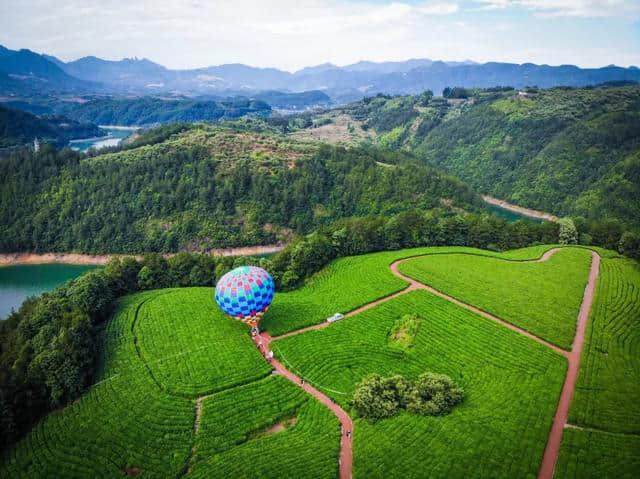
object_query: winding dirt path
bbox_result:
[252,332,353,479]
[257,246,599,479]
[538,251,599,479]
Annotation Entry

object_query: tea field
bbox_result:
[555,256,640,478]
[263,244,557,336]
[134,289,271,397]
[398,248,592,348]
[1,244,637,479]
[272,290,567,478]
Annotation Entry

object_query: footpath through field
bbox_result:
[260,246,600,479]
[252,332,353,479]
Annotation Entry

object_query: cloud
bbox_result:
[0,0,637,70]
[472,0,640,17]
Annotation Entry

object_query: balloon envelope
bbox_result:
[214,266,275,327]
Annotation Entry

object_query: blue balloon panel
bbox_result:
[214,266,275,320]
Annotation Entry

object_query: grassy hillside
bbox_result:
[0,104,101,149]
[0,123,480,253]
[293,85,640,233]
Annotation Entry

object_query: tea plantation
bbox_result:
[555,255,640,479]
[2,245,638,478]
[272,290,567,478]
[397,248,592,349]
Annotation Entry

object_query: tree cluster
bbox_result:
[56,96,271,127]
[352,373,464,421]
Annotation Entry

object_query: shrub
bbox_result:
[352,374,412,421]
[558,218,578,245]
[406,373,465,416]
[352,372,464,421]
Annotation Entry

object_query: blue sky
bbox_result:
[0,1,638,71]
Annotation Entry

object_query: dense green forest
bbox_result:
[293,85,640,235]
[0,123,480,253]
[0,104,100,149]
[55,96,272,126]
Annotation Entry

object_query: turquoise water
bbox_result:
[69,127,135,152]
[0,264,97,319]
[485,203,543,223]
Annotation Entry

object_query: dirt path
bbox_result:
[538,251,600,479]
[253,332,353,479]
[483,195,559,222]
[390,248,600,478]
[260,246,598,479]
[0,244,284,267]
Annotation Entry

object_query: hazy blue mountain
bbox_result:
[342,58,434,73]
[366,61,640,96]
[294,63,340,75]
[1,43,638,101]
[0,47,94,93]
[62,56,169,90]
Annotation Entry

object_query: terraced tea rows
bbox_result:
[135,288,271,396]
[0,293,195,478]
[555,428,640,479]
[272,290,567,478]
[555,257,640,478]
[398,248,592,348]
[2,244,629,479]
[190,376,340,478]
[568,258,640,432]
[263,245,557,336]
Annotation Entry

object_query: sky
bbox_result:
[0,0,639,71]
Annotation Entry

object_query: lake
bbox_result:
[485,203,543,223]
[0,264,98,319]
[69,126,137,152]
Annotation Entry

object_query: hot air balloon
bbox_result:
[214,266,275,332]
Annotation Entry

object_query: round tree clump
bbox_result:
[406,372,465,416]
[352,372,464,421]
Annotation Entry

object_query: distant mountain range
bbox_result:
[1,44,639,102]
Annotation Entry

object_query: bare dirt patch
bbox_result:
[290,114,373,145]
[249,416,298,439]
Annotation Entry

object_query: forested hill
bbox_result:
[0,123,480,254]
[54,96,272,126]
[297,85,640,233]
[0,104,101,149]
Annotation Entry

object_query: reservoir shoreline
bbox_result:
[483,195,559,222]
[0,244,285,267]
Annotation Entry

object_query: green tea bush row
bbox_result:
[569,257,640,432]
[398,248,592,348]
